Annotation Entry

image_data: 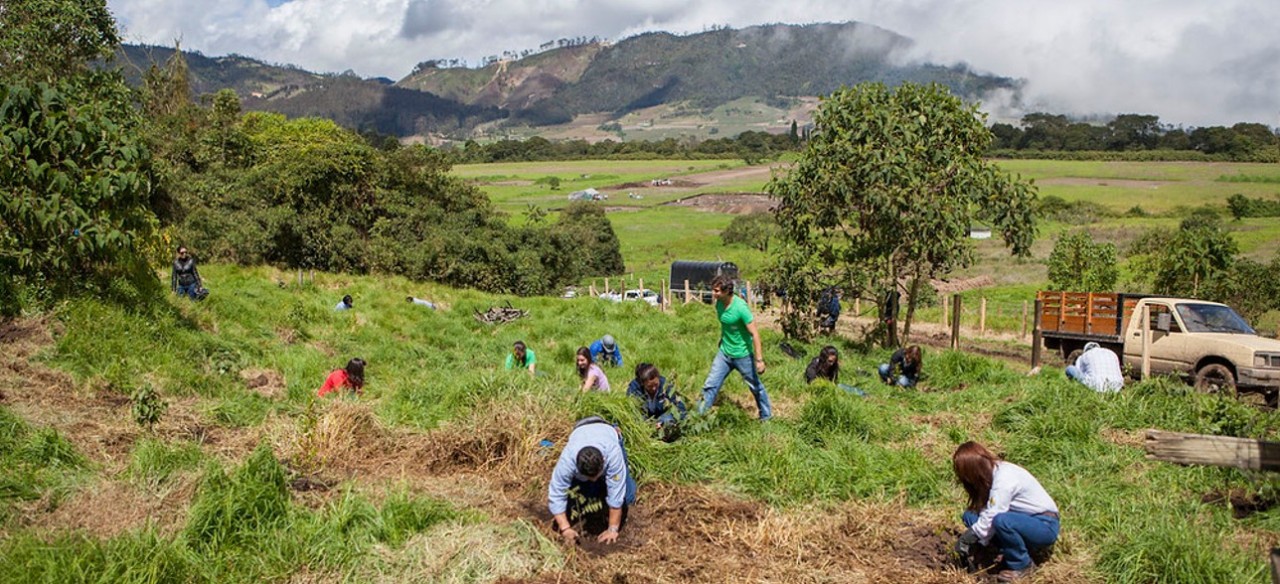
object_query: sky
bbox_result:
[106,0,1280,127]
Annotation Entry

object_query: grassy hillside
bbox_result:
[1,264,1277,582]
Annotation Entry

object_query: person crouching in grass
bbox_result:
[318,358,366,397]
[953,441,1059,582]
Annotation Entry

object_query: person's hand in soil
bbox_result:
[560,526,579,544]
[597,527,619,544]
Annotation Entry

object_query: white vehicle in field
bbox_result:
[599,289,661,306]
[623,288,661,306]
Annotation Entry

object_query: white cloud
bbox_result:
[107,0,1280,126]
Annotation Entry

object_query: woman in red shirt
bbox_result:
[318,358,366,397]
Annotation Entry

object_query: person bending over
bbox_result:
[548,416,637,545]
[576,347,611,392]
[879,345,922,387]
[505,341,536,376]
[318,358,366,397]
[335,295,353,311]
[626,363,688,442]
[953,441,1059,582]
[588,334,624,367]
[1065,342,1123,392]
[805,345,840,384]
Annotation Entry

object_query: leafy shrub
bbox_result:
[0,76,164,312]
[131,383,168,430]
[721,212,781,251]
[1047,231,1118,292]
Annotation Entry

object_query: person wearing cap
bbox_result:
[953,441,1059,582]
[548,416,637,545]
[1065,342,1123,392]
[334,295,354,311]
[698,274,772,421]
[588,334,624,367]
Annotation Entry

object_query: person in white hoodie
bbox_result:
[953,441,1060,582]
[1065,342,1124,392]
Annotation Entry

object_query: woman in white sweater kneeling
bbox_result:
[953,441,1060,582]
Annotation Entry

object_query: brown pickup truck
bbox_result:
[1036,291,1280,397]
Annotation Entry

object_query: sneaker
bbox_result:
[996,563,1036,582]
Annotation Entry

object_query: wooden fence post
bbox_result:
[297,269,302,286]
[746,281,755,306]
[639,278,644,294]
[590,283,596,297]
[1032,299,1043,368]
[942,297,949,328]
[979,297,987,336]
[605,277,611,294]
[854,298,861,317]
[684,280,692,304]
[1021,300,1029,340]
[1141,304,1152,379]
[950,294,962,350]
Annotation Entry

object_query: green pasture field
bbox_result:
[455,158,1280,333]
[3,264,1278,582]
[453,159,748,212]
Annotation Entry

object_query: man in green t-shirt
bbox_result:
[697,275,772,420]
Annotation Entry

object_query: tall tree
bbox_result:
[768,82,1037,344]
[1047,231,1118,292]
[0,0,120,82]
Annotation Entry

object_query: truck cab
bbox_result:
[1121,298,1280,393]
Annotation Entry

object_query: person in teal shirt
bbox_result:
[505,340,537,376]
[697,274,772,420]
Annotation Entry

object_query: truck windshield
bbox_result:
[1175,303,1256,334]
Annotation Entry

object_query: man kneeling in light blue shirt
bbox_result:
[548,416,637,545]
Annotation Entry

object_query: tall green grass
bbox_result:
[4,264,1277,582]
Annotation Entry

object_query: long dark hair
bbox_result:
[953,441,999,512]
[817,345,839,377]
[576,346,593,378]
[513,341,528,366]
[904,345,922,369]
[344,358,366,389]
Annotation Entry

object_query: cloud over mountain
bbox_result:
[108,0,1280,126]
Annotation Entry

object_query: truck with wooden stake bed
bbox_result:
[1035,291,1280,399]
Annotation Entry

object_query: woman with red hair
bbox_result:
[953,442,1059,582]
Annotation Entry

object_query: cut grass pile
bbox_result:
[2,264,1278,582]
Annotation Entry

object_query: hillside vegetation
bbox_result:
[1,265,1277,582]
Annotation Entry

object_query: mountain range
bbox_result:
[116,22,1019,140]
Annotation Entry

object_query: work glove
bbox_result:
[952,529,981,571]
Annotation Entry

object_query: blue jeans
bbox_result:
[699,350,772,420]
[878,363,915,387]
[962,510,1060,570]
[1065,365,1084,383]
[175,283,199,300]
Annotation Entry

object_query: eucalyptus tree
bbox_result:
[767,82,1037,344]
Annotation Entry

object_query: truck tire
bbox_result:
[1194,363,1236,395]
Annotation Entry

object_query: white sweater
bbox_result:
[971,462,1059,544]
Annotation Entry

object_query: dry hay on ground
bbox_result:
[15,475,198,539]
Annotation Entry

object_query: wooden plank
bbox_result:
[1144,430,1280,472]
[950,294,962,350]
[1085,292,1095,334]
[1031,299,1043,367]
[1270,548,1280,584]
[1141,304,1151,378]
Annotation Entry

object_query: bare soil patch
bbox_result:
[666,193,777,214]
[1037,177,1172,189]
